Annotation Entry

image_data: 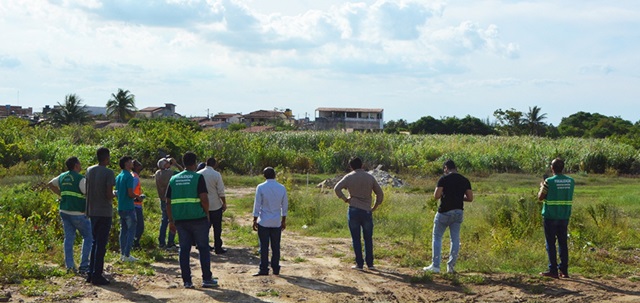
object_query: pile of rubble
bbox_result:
[316,165,406,189]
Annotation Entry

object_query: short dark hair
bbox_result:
[349,157,363,170]
[119,156,133,169]
[263,167,276,179]
[444,159,456,170]
[552,158,565,173]
[183,151,197,167]
[96,147,110,163]
[65,156,80,171]
[206,157,217,167]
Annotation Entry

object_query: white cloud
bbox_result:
[0,0,637,124]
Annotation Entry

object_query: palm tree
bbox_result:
[523,106,548,136]
[49,94,92,126]
[106,89,137,122]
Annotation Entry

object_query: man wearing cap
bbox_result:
[155,156,182,249]
[47,156,93,275]
[252,167,288,276]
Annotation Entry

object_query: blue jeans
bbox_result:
[257,224,282,274]
[544,218,569,274]
[209,209,224,251]
[60,212,93,270]
[134,207,144,247]
[89,216,112,277]
[431,209,464,269]
[347,207,374,267]
[158,199,176,247]
[176,218,212,284]
[118,210,137,257]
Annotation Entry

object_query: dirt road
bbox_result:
[4,229,638,303]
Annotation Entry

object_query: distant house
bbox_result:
[315,107,384,131]
[190,117,229,129]
[136,103,177,118]
[242,110,290,126]
[211,113,243,124]
[1,104,32,117]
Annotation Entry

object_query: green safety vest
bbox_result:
[169,170,206,221]
[542,174,575,220]
[59,171,86,213]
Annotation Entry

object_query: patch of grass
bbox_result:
[410,272,434,284]
[629,276,640,282]
[20,279,60,297]
[256,289,280,297]
[332,252,346,258]
[442,273,461,286]
[293,257,307,263]
[461,285,475,295]
[461,274,487,285]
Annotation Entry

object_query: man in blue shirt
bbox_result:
[115,156,139,262]
[252,167,288,276]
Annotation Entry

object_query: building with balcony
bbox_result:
[314,107,384,131]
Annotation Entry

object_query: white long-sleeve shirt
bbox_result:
[252,179,288,228]
[197,166,226,211]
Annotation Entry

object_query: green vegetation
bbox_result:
[0,119,638,298]
[1,118,639,178]
[2,172,638,288]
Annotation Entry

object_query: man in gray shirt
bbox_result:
[85,147,115,285]
[334,157,384,271]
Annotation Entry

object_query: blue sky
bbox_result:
[0,0,638,125]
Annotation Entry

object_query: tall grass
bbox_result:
[1,118,639,177]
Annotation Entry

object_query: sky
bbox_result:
[0,0,639,125]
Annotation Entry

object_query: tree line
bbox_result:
[385,106,640,149]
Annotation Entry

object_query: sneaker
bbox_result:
[560,271,569,278]
[540,271,559,279]
[124,255,139,262]
[351,265,364,271]
[423,264,440,273]
[91,275,111,286]
[367,266,376,271]
[184,282,194,289]
[447,265,456,274]
[78,266,90,275]
[202,279,218,288]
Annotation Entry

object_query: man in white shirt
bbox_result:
[197,157,228,254]
[252,167,288,276]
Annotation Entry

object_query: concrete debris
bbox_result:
[317,166,406,189]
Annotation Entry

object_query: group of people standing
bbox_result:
[48,148,575,289]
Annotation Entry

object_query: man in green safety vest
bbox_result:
[48,156,93,275]
[166,151,218,289]
[538,158,575,279]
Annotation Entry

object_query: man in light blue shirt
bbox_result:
[252,167,288,276]
[115,156,139,262]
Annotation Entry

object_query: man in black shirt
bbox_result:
[423,159,473,274]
